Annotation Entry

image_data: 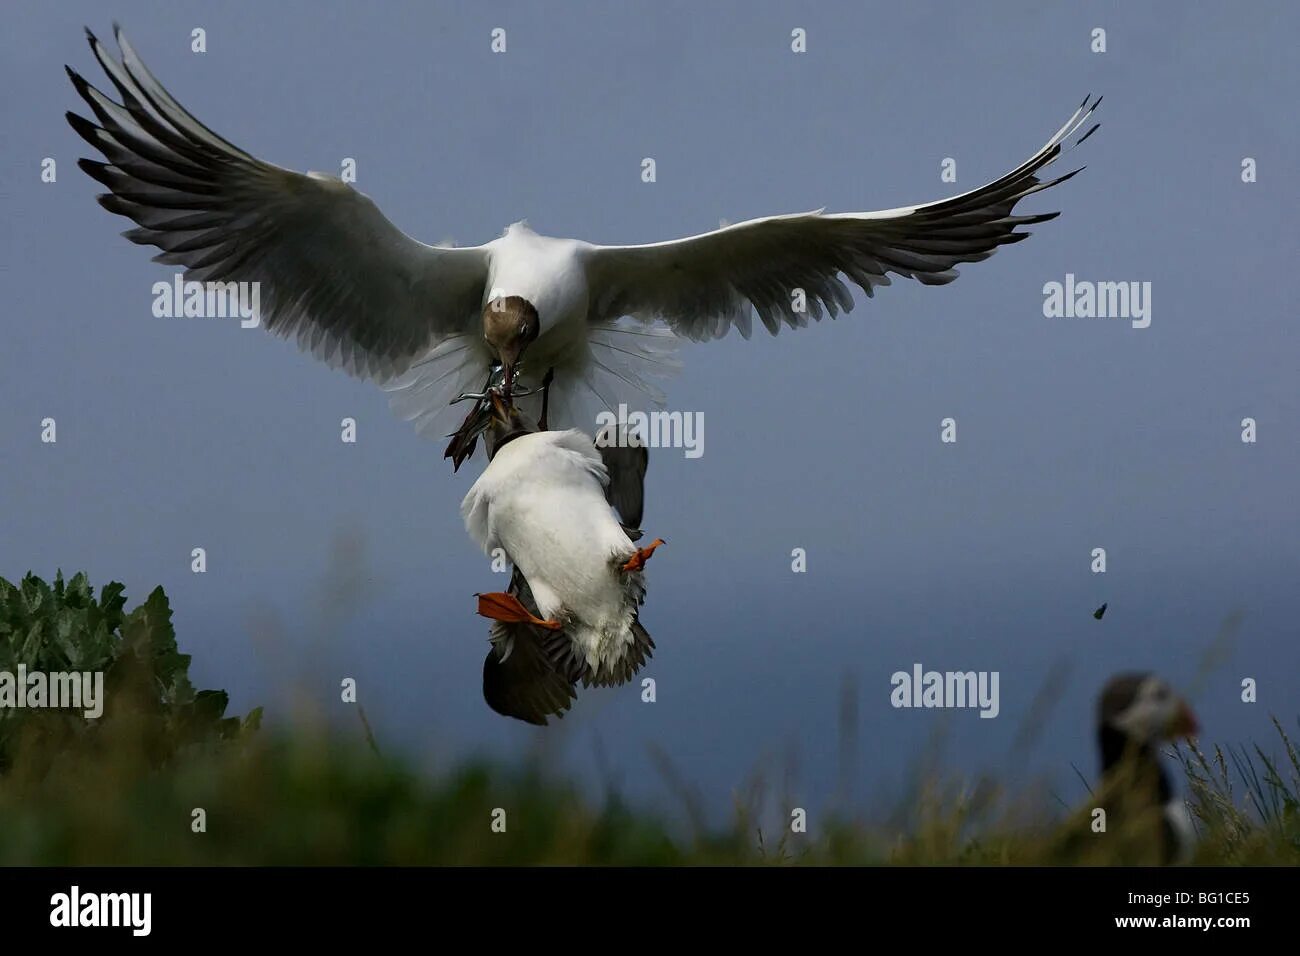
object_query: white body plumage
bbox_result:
[461,429,645,680]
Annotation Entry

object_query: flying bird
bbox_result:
[66,26,1101,447]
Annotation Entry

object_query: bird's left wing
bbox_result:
[66,27,489,384]
[597,438,648,534]
[482,568,577,726]
[582,97,1100,341]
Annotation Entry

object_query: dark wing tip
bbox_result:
[77,157,115,188]
[65,110,100,144]
[1036,167,1085,193]
[1021,210,1062,225]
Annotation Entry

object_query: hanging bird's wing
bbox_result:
[483,626,577,726]
[66,26,490,386]
[595,422,650,534]
[582,97,1100,341]
[580,618,655,689]
[563,571,654,690]
[482,568,576,725]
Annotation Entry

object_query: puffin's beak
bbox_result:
[488,390,512,424]
[444,400,493,471]
[1169,700,1199,738]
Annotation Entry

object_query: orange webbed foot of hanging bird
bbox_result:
[621,538,665,573]
[475,592,564,630]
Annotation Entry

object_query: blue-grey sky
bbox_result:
[2,1,1297,825]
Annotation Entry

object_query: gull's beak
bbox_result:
[1169,699,1199,739]
[498,346,522,400]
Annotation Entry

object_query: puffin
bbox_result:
[1093,673,1200,863]
[459,386,659,723]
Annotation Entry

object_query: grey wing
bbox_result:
[482,629,577,726]
[495,567,655,691]
[583,97,1100,341]
[578,573,654,689]
[67,27,488,382]
[597,439,649,534]
[581,618,655,689]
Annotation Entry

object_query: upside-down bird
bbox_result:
[463,390,657,724]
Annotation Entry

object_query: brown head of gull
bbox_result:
[481,295,540,403]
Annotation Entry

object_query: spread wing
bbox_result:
[67,26,488,382]
[583,97,1100,340]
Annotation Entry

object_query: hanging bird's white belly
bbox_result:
[494,481,631,623]
[463,430,641,673]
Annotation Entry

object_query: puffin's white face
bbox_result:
[1109,676,1198,744]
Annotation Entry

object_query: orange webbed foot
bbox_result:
[475,592,564,630]
[621,538,665,573]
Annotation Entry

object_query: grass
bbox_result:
[1,571,1296,865]
[0,708,1295,865]
[1175,717,1300,864]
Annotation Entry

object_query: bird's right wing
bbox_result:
[67,27,489,383]
[582,97,1100,341]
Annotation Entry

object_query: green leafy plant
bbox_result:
[0,571,260,776]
